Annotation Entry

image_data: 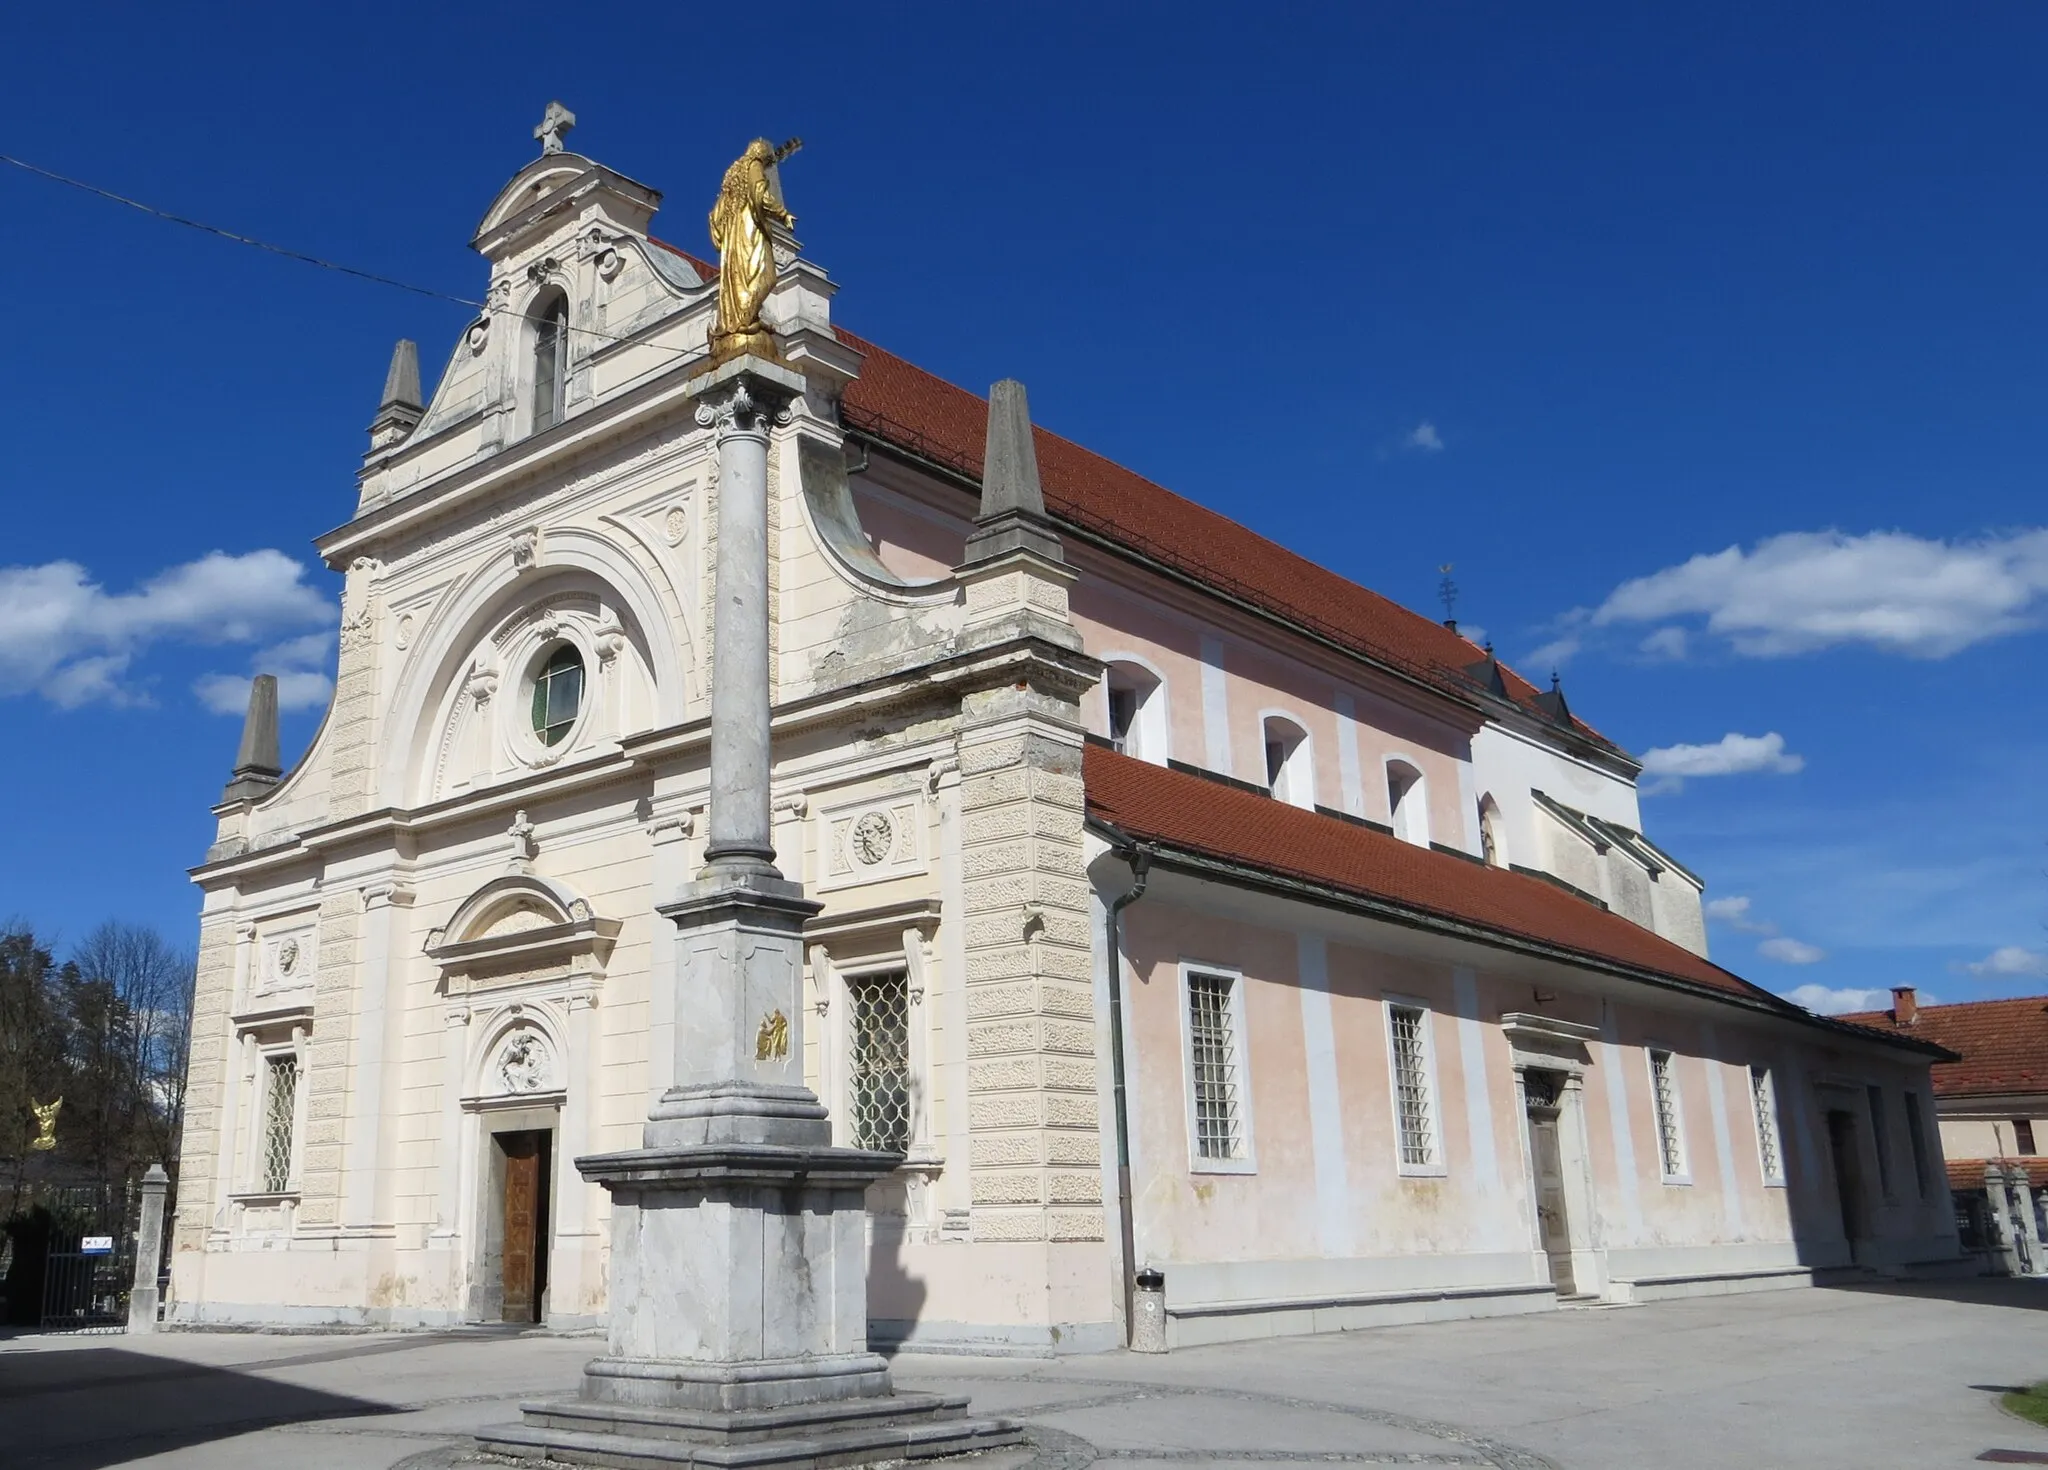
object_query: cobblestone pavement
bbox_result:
[3,1280,2046,1470]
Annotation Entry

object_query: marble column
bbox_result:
[480,355,1018,1466]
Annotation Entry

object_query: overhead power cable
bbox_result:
[0,151,717,365]
[0,152,484,307]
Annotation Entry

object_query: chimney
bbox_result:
[958,379,1064,568]
[1891,986,1918,1025]
[368,338,425,450]
[221,674,284,803]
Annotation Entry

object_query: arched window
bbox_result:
[1263,716,1312,808]
[1386,759,1429,846]
[531,290,568,433]
[1477,793,1507,867]
[1104,660,1166,763]
[531,644,585,746]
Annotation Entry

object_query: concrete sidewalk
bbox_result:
[4,1280,2047,1469]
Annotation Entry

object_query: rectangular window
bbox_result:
[847,970,912,1153]
[1649,1050,1686,1179]
[1387,1004,1439,1169]
[261,1053,299,1194]
[1867,1085,1895,1198]
[1904,1091,1932,1198]
[2015,1119,2037,1156]
[1186,971,1245,1163]
[1750,1065,1785,1184]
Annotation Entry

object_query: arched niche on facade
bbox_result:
[386,545,684,807]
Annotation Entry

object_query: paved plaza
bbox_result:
[5,1281,2048,1470]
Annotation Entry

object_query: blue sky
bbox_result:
[2,2,2043,1010]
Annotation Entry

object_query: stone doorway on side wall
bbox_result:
[1523,1068,1576,1296]
[1825,1108,1869,1263]
[491,1128,552,1323]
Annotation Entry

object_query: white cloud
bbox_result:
[1404,421,1444,453]
[1589,527,2048,659]
[1704,895,1778,936]
[1639,626,1688,661]
[1759,936,1827,965]
[1640,732,1805,792]
[0,551,333,708]
[1960,945,2048,979]
[1785,984,1893,1016]
[1522,636,1581,671]
[195,632,336,717]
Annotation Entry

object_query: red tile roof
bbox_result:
[1089,744,1770,1002]
[830,329,1617,751]
[1948,1157,2039,1190]
[648,235,1612,748]
[1838,996,2048,1099]
[1085,747,1952,1055]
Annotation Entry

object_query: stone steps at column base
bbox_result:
[475,1396,1025,1470]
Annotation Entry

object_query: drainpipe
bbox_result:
[1103,839,1152,1345]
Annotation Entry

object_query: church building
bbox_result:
[172,114,1962,1350]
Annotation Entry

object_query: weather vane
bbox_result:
[1437,563,1459,628]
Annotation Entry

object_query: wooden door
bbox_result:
[1528,1108,1576,1295]
[1826,1109,1865,1259]
[498,1131,550,1323]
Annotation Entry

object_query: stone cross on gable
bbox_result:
[534,101,576,156]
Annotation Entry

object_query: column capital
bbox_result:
[687,354,805,438]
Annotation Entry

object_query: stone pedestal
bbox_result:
[476,356,1019,1468]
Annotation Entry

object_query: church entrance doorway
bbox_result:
[1825,1109,1867,1260]
[493,1129,552,1323]
[1523,1069,1576,1295]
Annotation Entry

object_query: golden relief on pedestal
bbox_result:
[707,137,801,362]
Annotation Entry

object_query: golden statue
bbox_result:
[755,1009,790,1062]
[29,1097,61,1151]
[708,137,801,361]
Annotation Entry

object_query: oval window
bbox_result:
[530,644,584,747]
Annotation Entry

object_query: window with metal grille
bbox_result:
[1750,1066,1784,1183]
[1650,1050,1685,1178]
[1867,1085,1895,1198]
[1388,1004,1437,1168]
[1186,972,1243,1161]
[848,971,911,1153]
[1904,1092,1932,1198]
[261,1053,299,1193]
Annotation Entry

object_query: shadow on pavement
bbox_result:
[0,1344,395,1470]
[1816,1275,2048,1313]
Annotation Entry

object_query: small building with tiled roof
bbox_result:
[170,119,1965,1347]
[1840,988,2048,1274]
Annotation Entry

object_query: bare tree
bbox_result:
[70,923,196,1179]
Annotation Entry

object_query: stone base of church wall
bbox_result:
[1153,1250,1556,1349]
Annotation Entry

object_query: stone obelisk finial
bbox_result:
[222,674,283,802]
[368,339,424,450]
[962,379,1063,566]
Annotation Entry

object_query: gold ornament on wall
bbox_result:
[29,1097,61,1151]
[755,1008,790,1062]
[707,137,801,362]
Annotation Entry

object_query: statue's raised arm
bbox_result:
[708,137,800,361]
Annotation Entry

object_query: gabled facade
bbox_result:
[173,124,1957,1347]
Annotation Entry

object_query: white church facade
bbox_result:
[172,121,1962,1350]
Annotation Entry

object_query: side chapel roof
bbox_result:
[1084,744,1950,1056]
